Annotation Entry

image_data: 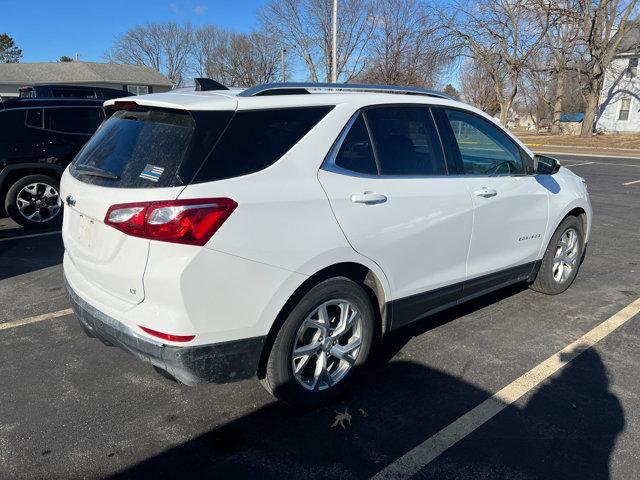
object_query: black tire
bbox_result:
[261,277,375,407]
[4,174,62,229]
[530,215,585,295]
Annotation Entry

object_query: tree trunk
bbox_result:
[551,70,564,135]
[581,76,604,137]
[499,101,509,126]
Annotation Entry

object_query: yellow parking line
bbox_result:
[371,297,640,479]
[0,308,73,331]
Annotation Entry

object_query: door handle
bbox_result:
[350,191,387,205]
[473,187,498,198]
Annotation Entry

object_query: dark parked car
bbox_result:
[0,97,108,228]
[18,84,135,100]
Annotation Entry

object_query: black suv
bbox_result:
[0,97,109,228]
[18,84,134,100]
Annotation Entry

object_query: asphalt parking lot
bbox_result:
[1,153,639,480]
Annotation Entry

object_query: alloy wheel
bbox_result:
[552,227,580,284]
[15,182,61,223]
[291,299,362,391]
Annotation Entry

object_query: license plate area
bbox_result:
[77,214,96,248]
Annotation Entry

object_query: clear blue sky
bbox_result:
[2,0,269,63]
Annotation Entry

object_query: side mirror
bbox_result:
[534,154,561,175]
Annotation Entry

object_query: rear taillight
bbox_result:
[105,198,237,246]
[138,325,195,342]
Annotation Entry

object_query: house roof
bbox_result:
[617,22,640,55]
[560,113,584,123]
[0,62,172,87]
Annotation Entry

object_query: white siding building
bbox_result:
[0,62,172,100]
[596,25,640,133]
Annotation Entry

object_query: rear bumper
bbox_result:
[65,278,265,386]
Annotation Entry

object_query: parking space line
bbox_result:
[564,161,595,167]
[371,297,640,480]
[0,230,61,243]
[0,308,73,331]
[622,179,640,186]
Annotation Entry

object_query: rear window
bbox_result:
[72,109,200,188]
[193,106,333,183]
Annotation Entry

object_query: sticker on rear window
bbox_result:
[139,164,164,182]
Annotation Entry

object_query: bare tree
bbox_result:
[525,1,582,133]
[459,58,501,115]
[573,0,639,136]
[355,0,450,87]
[445,0,550,125]
[107,22,192,85]
[192,26,281,86]
[259,0,373,82]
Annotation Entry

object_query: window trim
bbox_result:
[431,105,534,177]
[321,103,452,179]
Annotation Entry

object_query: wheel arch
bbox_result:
[256,261,388,380]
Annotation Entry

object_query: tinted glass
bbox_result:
[444,109,524,175]
[52,89,97,99]
[25,108,44,128]
[46,107,104,134]
[364,107,446,176]
[335,114,377,175]
[194,106,332,183]
[72,109,195,188]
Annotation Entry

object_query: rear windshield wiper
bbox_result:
[74,164,119,180]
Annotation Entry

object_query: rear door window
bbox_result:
[45,107,104,135]
[193,106,333,182]
[364,107,447,176]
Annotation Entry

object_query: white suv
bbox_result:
[61,82,591,406]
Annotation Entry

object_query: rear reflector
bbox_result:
[139,325,195,343]
[105,197,237,246]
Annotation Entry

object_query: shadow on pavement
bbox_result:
[0,227,63,281]
[106,344,623,479]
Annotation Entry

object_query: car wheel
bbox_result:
[530,215,585,295]
[262,277,375,407]
[5,174,63,229]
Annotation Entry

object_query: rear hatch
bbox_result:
[61,102,235,306]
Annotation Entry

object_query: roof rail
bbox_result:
[238,82,453,99]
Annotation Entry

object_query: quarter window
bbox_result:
[619,98,631,121]
[364,106,447,176]
[25,109,44,128]
[194,107,333,182]
[334,114,377,175]
[443,109,524,175]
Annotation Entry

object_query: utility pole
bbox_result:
[281,47,287,82]
[331,0,338,83]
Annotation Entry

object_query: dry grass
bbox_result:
[510,128,640,149]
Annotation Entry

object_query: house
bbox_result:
[596,23,640,133]
[0,61,172,100]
